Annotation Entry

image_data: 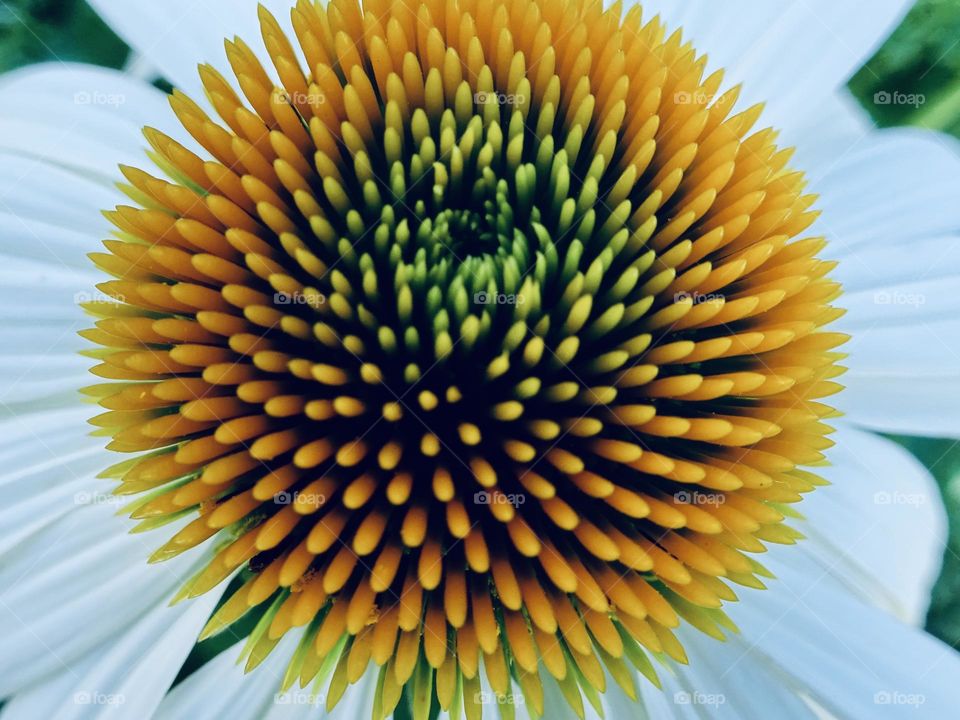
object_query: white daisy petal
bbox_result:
[640,0,911,139]
[0,501,196,696]
[819,129,960,250]
[725,552,960,719]
[154,634,378,720]
[546,655,812,720]
[816,129,960,434]
[0,59,203,590]
[630,424,951,718]
[790,89,874,178]
[0,156,113,411]
[0,251,95,410]
[85,0,296,101]
[797,426,945,625]
[0,63,190,179]
[839,321,960,405]
[0,273,91,408]
[150,646,254,719]
[701,423,956,717]
[0,407,109,556]
[0,66,201,414]
[0,330,90,407]
[0,591,219,720]
[0,173,115,258]
[841,375,960,435]
[662,630,814,719]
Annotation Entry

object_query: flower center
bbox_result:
[82,0,844,715]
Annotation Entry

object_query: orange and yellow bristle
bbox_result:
[81,0,844,717]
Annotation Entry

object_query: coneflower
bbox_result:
[82,0,843,717]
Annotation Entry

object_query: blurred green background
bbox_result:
[3,0,960,649]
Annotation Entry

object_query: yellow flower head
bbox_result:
[83,0,844,716]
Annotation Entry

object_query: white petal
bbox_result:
[556,643,815,719]
[0,63,191,178]
[790,90,873,179]
[635,426,954,718]
[0,592,219,720]
[724,552,960,718]
[0,66,200,411]
[152,648,268,719]
[0,501,197,696]
[818,129,960,250]
[814,129,960,434]
[641,0,910,141]
[796,425,945,625]
[662,629,814,718]
[0,156,113,411]
[697,423,959,717]
[0,171,115,254]
[0,271,92,409]
[0,407,109,556]
[155,633,378,720]
[86,0,296,101]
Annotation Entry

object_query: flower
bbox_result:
[80,0,853,713]
[0,0,958,718]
